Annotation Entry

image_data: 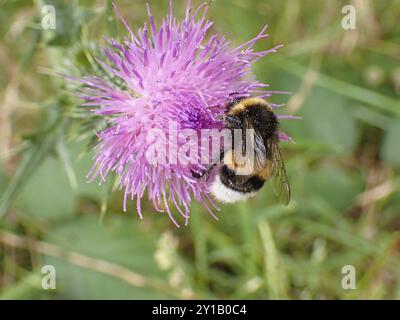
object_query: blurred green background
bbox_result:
[1,0,400,299]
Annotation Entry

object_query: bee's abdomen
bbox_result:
[209,166,265,203]
[219,165,265,193]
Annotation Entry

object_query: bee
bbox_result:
[193,97,291,205]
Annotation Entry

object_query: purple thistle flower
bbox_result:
[72,0,291,227]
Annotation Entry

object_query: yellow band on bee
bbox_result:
[228,97,271,115]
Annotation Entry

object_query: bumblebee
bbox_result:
[194,97,291,205]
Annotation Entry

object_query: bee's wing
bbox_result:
[243,116,267,170]
[269,139,291,205]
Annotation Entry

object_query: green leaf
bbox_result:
[43,215,173,299]
[0,171,5,195]
[279,60,400,117]
[0,272,46,300]
[301,165,364,213]
[381,120,400,167]
[0,128,59,218]
[284,88,358,153]
[68,141,112,201]
[15,156,75,221]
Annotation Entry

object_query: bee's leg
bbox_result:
[191,164,216,181]
[191,150,224,181]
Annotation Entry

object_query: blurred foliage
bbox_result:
[1,0,400,299]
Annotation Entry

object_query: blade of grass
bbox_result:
[258,219,289,299]
[277,60,400,117]
[238,202,258,277]
[56,136,78,192]
[0,229,183,298]
[190,207,209,286]
[0,272,43,299]
[0,117,65,218]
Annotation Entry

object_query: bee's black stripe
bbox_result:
[219,165,265,194]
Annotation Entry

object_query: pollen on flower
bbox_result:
[71,0,290,227]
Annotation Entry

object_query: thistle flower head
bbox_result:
[73,0,290,226]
